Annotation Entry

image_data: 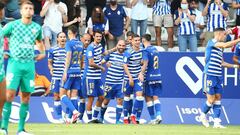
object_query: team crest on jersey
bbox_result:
[117,11,120,15]
[31,29,37,35]
[207,80,212,87]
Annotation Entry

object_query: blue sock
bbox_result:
[78,99,85,120]
[100,104,107,120]
[93,106,101,119]
[116,105,123,122]
[129,97,133,116]
[154,99,161,117]
[71,97,78,112]
[202,101,212,114]
[87,111,92,120]
[123,97,130,118]
[147,101,155,120]
[213,101,221,118]
[132,96,144,118]
[61,95,76,113]
[54,100,62,116]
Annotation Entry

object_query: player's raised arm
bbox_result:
[215,38,240,48]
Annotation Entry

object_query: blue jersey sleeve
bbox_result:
[86,45,94,59]
[104,53,110,62]
[142,49,148,61]
[234,44,240,57]
[123,51,131,64]
[48,48,53,59]
[65,41,72,52]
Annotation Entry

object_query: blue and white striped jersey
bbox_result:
[123,48,147,80]
[153,0,171,15]
[104,51,124,84]
[233,0,240,15]
[48,46,66,80]
[204,39,223,77]
[81,48,87,78]
[175,9,196,35]
[207,3,229,32]
[85,42,103,79]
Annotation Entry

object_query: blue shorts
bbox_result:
[79,77,87,98]
[122,79,143,95]
[202,74,223,95]
[104,83,124,99]
[144,81,162,97]
[62,76,81,91]
[51,79,61,93]
[86,78,104,97]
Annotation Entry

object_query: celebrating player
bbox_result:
[100,40,126,124]
[123,34,146,124]
[60,25,83,124]
[200,28,240,128]
[141,34,162,124]
[85,30,105,123]
[77,33,91,122]
[0,2,6,131]
[0,1,45,135]
[48,32,67,122]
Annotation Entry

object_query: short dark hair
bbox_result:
[190,0,199,3]
[0,2,4,10]
[133,34,140,38]
[142,34,151,41]
[20,1,34,9]
[57,32,65,38]
[126,31,134,37]
[68,25,78,35]
[214,28,225,32]
[93,30,103,36]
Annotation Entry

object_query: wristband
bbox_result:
[233,65,239,68]
[40,51,46,54]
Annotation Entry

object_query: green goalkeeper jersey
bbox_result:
[3,19,42,63]
[0,24,4,78]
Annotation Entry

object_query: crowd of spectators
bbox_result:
[1,0,240,52]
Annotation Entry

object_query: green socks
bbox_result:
[1,102,12,130]
[18,103,29,132]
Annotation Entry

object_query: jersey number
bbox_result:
[72,51,80,64]
[153,56,159,70]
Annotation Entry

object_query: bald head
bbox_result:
[81,33,91,48]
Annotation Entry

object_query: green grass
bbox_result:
[7,124,240,135]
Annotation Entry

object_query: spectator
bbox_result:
[40,0,68,49]
[63,0,83,37]
[170,0,180,15]
[130,0,148,37]
[87,6,109,50]
[5,0,21,20]
[31,73,51,96]
[202,0,228,46]
[104,0,130,49]
[151,0,174,49]
[232,0,240,26]
[31,0,43,25]
[190,0,205,41]
[85,0,106,26]
[199,0,207,11]
[174,0,197,52]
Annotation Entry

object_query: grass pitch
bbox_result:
[8,124,240,135]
